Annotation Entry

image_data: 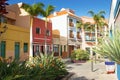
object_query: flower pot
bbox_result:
[105,61,115,74]
[117,64,120,80]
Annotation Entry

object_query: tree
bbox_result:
[88,10,106,45]
[0,0,8,15]
[76,20,92,49]
[40,5,55,54]
[21,3,44,58]
[0,0,8,23]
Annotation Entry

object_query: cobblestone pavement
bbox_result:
[65,59,117,80]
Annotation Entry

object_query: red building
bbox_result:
[33,17,52,56]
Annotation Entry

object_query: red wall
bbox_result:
[33,17,52,44]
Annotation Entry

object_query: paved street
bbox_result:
[65,59,117,80]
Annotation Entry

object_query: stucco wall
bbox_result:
[0,23,30,60]
[5,3,31,28]
[50,15,68,38]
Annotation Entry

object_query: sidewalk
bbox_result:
[64,59,117,80]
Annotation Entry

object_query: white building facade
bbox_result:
[48,8,82,57]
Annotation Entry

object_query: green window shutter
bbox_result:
[15,42,20,59]
[24,43,28,53]
[0,41,6,58]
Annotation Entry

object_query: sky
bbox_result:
[8,0,112,19]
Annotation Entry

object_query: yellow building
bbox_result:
[0,3,30,60]
[0,23,29,60]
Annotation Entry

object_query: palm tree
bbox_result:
[76,20,91,50]
[40,5,55,54]
[21,3,44,58]
[88,10,106,45]
[84,23,95,41]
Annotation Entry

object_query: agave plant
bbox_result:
[93,30,120,64]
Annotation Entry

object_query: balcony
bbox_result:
[69,22,74,27]
[77,32,81,38]
[69,30,74,39]
[69,19,74,27]
[69,33,74,38]
[85,35,95,42]
[85,39,95,42]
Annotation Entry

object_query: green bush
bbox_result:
[0,57,29,80]
[71,49,89,60]
[0,54,68,80]
[27,53,68,80]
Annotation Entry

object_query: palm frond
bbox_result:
[41,5,55,17]
[99,11,106,15]
[46,5,55,17]
[93,30,120,64]
[21,3,44,16]
[88,10,95,16]
[76,20,83,28]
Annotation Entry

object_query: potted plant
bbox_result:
[70,49,89,63]
[93,30,120,79]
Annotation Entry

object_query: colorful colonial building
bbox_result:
[32,17,52,56]
[48,8,82,57]
[0,3,30,60]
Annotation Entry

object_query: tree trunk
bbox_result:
[44,18,47,55]
[29,17,33,60]
[95,24,98,45]
[81,25,85,50]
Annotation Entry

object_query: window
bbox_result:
[36,45,40,52]
[69,19,74,27]
[53,45,59,52]
[69,30,74,38]
[24,43,28,53]
[46,30,50,36]
[36,28,40,34]
[47,45,50,53]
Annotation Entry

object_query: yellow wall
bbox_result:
[0,23,30,60]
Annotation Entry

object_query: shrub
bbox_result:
[71,49,89,61]
[0,53,68,80]
[27,53,68,80]
[0,57,29,80]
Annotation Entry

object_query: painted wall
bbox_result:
[5,3,31,28]
[33,17,52,44]
[0,23,30,60]
[50,15,68,38]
